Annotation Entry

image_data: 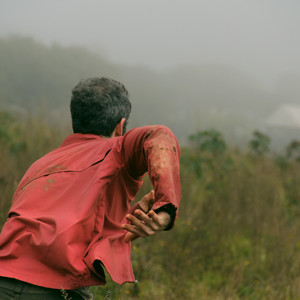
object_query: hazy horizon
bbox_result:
[1,0,300,89]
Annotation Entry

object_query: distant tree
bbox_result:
[286,140,300,162]
[189,129,226,155]
[248,130,270,155]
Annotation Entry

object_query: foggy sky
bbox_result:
[0,0,300,87]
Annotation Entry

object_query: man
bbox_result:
[0,77,181,299]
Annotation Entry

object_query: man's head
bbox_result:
[70,77,131,137]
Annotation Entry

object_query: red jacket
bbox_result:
[0,125,180,289]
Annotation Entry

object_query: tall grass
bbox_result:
[1,112,300,299]
[0,111,68,227]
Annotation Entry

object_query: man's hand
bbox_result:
[136,190,155,213]
[122,210,171,243]
[122,190,171,243]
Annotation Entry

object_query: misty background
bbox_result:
[1,0,300,149]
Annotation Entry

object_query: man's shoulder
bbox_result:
[125,125,175,138]
[115,125,179,156]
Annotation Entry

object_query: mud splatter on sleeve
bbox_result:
[143,126,181,223]
[122,125,181,226]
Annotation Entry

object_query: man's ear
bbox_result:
[113,118,126,137]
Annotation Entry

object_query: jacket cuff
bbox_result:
[154,203,177,231]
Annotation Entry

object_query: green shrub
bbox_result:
[248,130,271,155]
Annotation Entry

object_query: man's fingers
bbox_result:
[132,210,160,231]
[126,213,157,234]
[123,231,138,243]
[149,210,171,229]
[144,190,154,202]
[124,213,158,236]
[137,190,155,212]
[122,209,171,243]
[133,210,151,221]
[147,190,155,206]
[148,210,160,223]
[122,223,148,237]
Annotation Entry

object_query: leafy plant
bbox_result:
[286,140,300,162]
[248,130,270,155]
[189,129,227,155]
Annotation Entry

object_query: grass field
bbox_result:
[1,112,300,299]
